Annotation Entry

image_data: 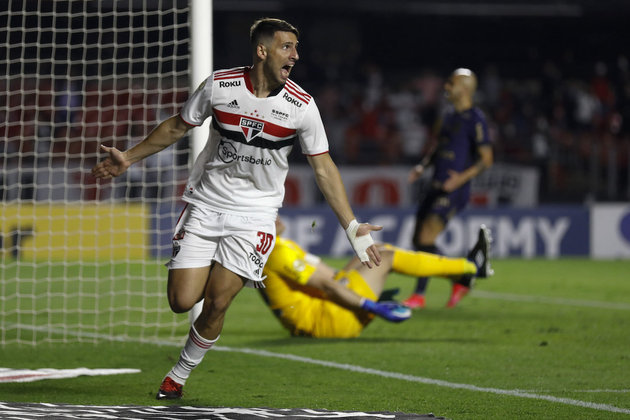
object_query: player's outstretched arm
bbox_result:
[91,114,191,179]
[307,262,363,308]
[306,263,409,323]
[307,153,382,267]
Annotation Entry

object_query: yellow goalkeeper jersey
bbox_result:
[261,237,376,338]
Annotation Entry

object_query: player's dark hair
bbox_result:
[250,18,299,48]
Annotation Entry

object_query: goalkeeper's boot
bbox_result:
[402,293,426,310]
[156,376,183,400]
[361,299,412,323]
[447,225,494,308]
[468,224,494,278]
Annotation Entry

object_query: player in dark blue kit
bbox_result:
[403,68,494,309]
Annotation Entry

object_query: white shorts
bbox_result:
[166,204,276,288]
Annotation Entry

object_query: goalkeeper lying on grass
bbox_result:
[256,218,493,338]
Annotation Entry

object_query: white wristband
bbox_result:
[345,219,360,239]
[345,219,374,262]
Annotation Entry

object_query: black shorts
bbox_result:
[415,187,469,225]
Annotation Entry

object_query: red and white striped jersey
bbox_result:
[180,66,329,216]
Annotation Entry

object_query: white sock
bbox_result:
[169,325,219,385]
[189,300,204,326]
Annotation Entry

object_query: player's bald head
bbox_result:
[452,68,478,93]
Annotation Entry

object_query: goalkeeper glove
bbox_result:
[345,219,375,263]
[360,298,411,323]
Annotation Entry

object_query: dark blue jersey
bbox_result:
[432,106,490,191]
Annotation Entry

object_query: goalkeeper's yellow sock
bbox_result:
[391,247,476,277]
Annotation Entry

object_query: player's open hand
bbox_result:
[407,164,425,184]
[347,222,382,268]
[91,145,131,179]
[442,169,464,192]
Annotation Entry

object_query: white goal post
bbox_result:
[1,0,212,345]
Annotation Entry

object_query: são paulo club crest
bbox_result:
[240,117,264,142]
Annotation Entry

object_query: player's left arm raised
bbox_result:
[307,152,382,268]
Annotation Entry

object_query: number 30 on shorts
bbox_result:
[256,232,274,255]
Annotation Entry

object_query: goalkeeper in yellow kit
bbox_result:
[259,218,493,338]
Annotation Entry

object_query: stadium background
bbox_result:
[1,2,630,418]
[3,0,630,261]
[2,0,630,320]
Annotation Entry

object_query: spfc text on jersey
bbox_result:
[240,117,264,142]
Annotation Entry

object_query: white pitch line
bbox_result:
[515,389,630,394]
[215,346,630,415]
[579,390,630,393]
[9,324,630,415]
[471,290,630,310]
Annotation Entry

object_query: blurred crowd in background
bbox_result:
[4,55,629,202]
[305,56,630,203]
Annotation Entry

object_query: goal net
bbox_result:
[1,1,193,345]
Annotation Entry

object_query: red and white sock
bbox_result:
[169,325,218,385]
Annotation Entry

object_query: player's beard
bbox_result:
[263,61,286,91]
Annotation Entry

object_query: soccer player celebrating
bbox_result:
[91,18,381,400]
[403,68,494,310]
[258,218,493,338]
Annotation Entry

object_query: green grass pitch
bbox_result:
[1,258,629,419]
